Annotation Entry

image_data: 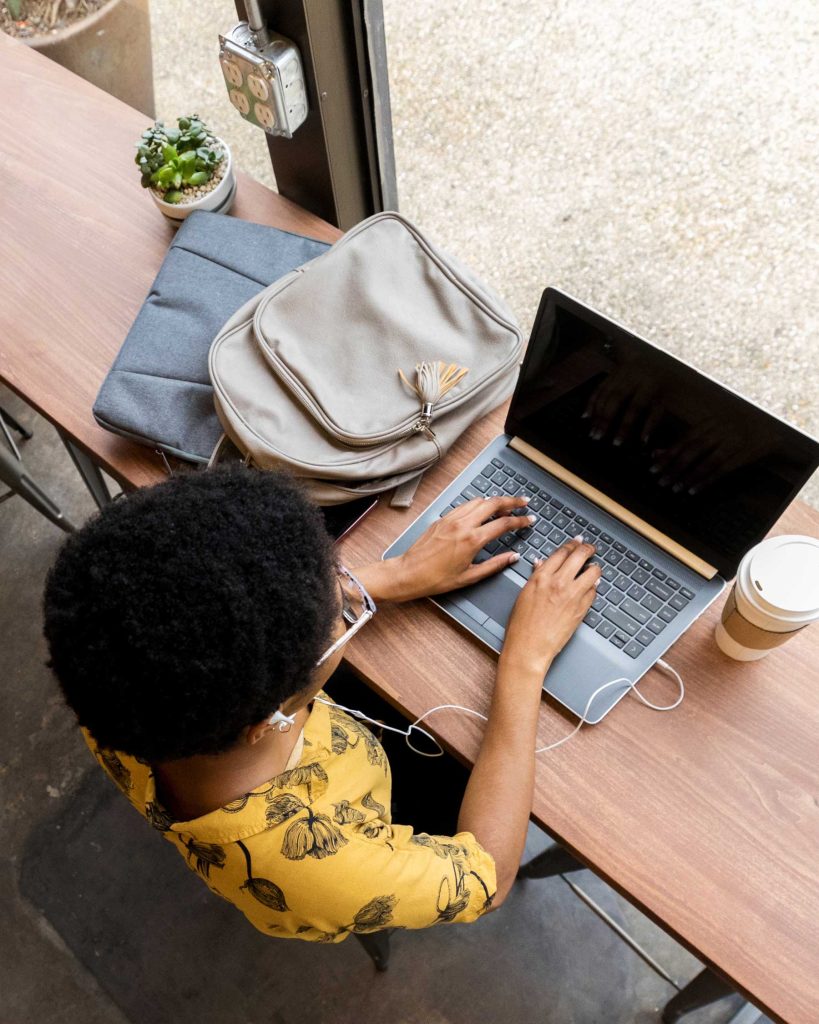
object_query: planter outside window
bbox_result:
[2,0,155,117]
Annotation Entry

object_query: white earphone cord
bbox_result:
[316,657,684,758]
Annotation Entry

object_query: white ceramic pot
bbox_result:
[149,139,237,223]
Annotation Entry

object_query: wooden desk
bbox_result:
[0,32,341,492]
[2,32,817,1024]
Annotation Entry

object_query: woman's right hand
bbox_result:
[460,537,601,902]
[501,537,600,678]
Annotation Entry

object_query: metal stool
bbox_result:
[0,403,32,458]
[0,405,76,533]
[354,929,391,971]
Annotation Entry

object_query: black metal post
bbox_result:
[232,0,396,229]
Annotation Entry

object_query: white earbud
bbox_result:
[268,709,297,732]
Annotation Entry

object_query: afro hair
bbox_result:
[43,466,337,763]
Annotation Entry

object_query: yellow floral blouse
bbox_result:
[81,690,496,941]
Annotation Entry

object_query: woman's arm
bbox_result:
[354,502,599,907]
[354,494,531,604]
[456,538,599,906]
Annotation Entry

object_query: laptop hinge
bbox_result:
[509,437,720,580]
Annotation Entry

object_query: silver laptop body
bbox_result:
[385,289,819,723]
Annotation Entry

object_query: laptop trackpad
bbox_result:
[451,571,522,628]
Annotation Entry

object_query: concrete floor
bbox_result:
[3,0,812,1020]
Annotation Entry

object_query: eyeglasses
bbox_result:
[315,565,376,668]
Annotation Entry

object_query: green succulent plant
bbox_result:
[134,115,223,204]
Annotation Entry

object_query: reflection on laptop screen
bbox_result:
[506,290,819,578]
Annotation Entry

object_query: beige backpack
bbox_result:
[208,212,522,505]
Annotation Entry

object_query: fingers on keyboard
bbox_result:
[460,462,699,648]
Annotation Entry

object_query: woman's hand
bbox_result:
[501,537,600,679]
[457,536,600,908]
[355,494,533,603]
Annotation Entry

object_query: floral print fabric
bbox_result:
[81,691,496,941]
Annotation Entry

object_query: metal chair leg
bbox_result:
[517,843,585,880]
[0,404,33,440]
[353,929,391,971]
[0,409,23,460]
[0,444,76,532]
[662,967,736,1023]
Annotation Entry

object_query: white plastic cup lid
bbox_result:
[747,535,819,621]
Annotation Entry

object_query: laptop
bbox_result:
[384,288,819,723]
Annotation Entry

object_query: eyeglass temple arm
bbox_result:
[315,608,374,667]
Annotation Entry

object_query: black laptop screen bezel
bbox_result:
[504,288,819,579]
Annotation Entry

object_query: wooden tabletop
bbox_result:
[0,31,341,490]
[3,33,818,1024]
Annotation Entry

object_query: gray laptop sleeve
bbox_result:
[92,210,330,463]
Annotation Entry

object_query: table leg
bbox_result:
[520,849,763,1020]
[59,432,112,509]
[662,967,736,1023]
[517,844,585,879]
[725,1002,764,1024]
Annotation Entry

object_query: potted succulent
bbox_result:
[135,115,236,222]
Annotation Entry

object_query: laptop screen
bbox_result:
[505,289,819,579]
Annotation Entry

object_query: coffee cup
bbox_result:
[715,534,819,661]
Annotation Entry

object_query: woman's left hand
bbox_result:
[355,494,533,603]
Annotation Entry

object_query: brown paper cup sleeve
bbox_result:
[720,589,806,650]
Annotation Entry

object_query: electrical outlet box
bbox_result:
[218,23,308,139]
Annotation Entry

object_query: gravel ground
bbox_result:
[150,0,818,508]
[0,0,109,39]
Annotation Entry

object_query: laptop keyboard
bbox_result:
[439,457,699,659]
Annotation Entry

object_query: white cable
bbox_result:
[534,656,684,749]
[405,703,487,758]
[316,657,684,758]
[314,697,445,756]
[637,657,685,711]
[534,676,631,752]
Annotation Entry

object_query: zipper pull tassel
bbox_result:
[399,360,469,438]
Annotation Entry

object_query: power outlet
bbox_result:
[218,22,308,139]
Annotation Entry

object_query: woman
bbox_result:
[43,467,599,941]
